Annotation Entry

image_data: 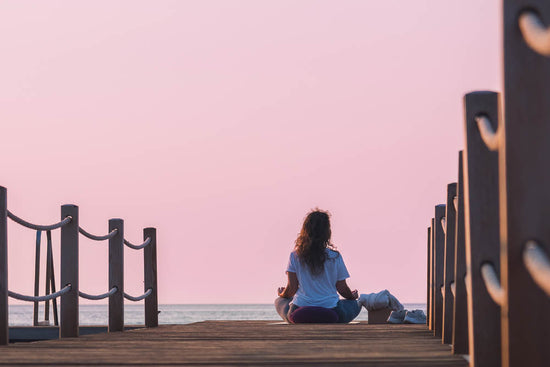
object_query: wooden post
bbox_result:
[33,231,41,326]
[430,218,435,331]
[47,231,59,326]
[144,227,158,327]
[45,231,52,323]
[426,227,432,328]
[0,187,8,345]
[503,2,550,365]
[442,183,457,344]
[433,205,446,338]
[463,91,501,367]
[109,219,124,332]
[452,151,469,355]
[60,205,79,338]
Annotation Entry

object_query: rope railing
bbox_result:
[7,211,72,231]
[0,187,159,345]
[480,263,505,307]
[523,240,550,297]
[475,115,499,151]
[79,227,118,241]
[519,10,550,57]
[124,237,151,250]
[8,284,72,303]
[79,287,118,301]
[124,288,152,302]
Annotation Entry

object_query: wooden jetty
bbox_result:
[1,1,550,366]
[0,321,467,366]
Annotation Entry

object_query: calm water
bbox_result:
[9,303,426,326]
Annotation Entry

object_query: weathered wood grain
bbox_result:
[0,321,468,366]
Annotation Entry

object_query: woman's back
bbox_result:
[288,248,350,308]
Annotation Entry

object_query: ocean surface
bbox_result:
[9,303,426,326]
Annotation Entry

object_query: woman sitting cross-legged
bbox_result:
[275,209,361,324]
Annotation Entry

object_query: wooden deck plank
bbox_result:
[0,321,468,366]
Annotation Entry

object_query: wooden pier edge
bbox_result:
[0,322,469,366]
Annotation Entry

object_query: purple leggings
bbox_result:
[274,297,361,323]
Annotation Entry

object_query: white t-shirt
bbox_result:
[286,248,350,308]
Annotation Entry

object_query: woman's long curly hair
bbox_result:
[294,209,337,275]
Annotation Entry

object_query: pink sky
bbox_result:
[1,1,501,304]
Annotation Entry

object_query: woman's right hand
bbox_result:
[277,287,285,297]
[351,289,358,300]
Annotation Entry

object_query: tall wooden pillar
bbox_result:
[0,187,7,345]
[442,183,457,344]
[427,226,432,328]
[452,151,469,355]
[463,91,501,367]
[503,2,550,366]
[144,228,158,328]
[60,205,79,338]
[109,219,124,332]
[430,217,435,331]
[433,204,446,338]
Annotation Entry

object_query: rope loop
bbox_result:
[7,211,72,231]
[8,284,72,302]
[450,281,456,297]
[124,288,152,302]
[519,10,550,57]
[480,263,505,307]
[475,114,499,151]
[124,237,151,250]
[523,240,550,297]
[79,287,118,300]
[79,227,118,241]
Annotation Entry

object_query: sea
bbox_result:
[9,303,426,326]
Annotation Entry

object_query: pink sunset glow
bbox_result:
[1,1,500,304]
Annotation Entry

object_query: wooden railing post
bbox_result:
[426,226,432,329]
[60,205,79,338]
[109,219,124,332]
[503,2,550,366]
[452,151,468,355]
[442,183,457,344]
[0,187,7,345]
[433,205,446,338]
[429,218,435,331]
[144,227,158,327]
[463,91,501,367]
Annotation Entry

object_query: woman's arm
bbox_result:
[336,279,358,300]
[277,272,299,298]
